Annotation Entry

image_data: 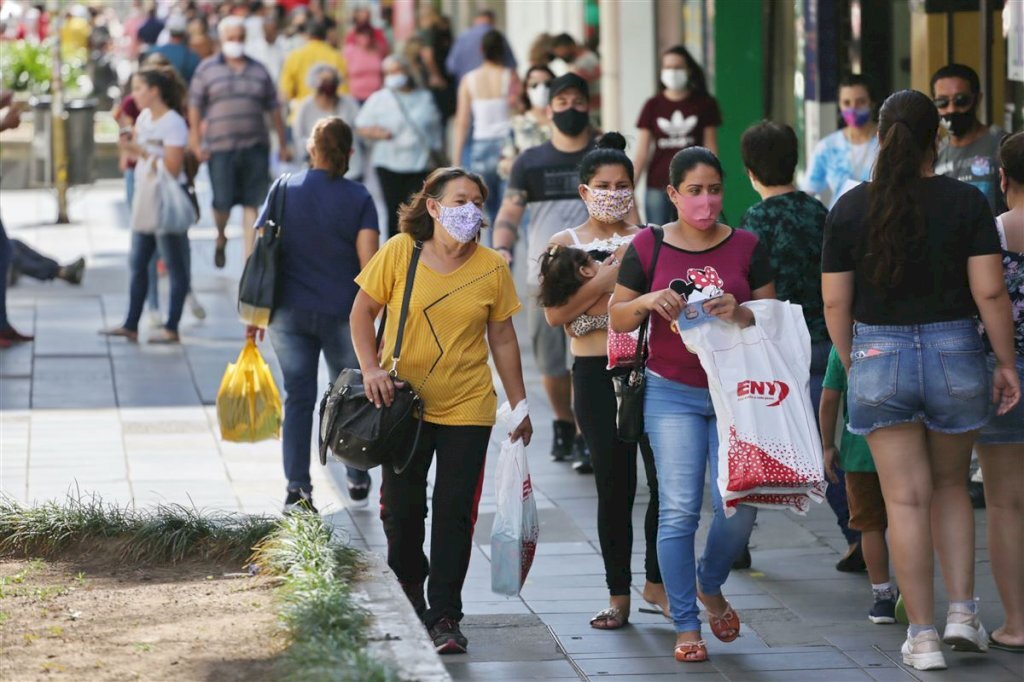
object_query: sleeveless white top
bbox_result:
[469,68,512,140]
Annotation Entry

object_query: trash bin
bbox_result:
[29,97,96,187]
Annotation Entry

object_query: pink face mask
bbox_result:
[676,192,722,231]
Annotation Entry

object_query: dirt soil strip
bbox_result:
[0,556,281,681]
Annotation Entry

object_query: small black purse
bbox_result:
[617,226,664,443]
[318,242,425,474]
[237,173,290,328]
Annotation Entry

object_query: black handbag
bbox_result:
[237,173,290,328]
[317,242,425,474]
[618,226,665,443]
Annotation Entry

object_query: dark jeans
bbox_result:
[0,217,10,329]
[809,339,859,546]
[381,422,492,628]
[268,306,358,493]
[573,356,661,595]
[376,167,429,238]
[125,232,190,333]
[10,239,60,280]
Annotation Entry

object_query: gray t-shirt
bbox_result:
[936,126,1007,215]
[507,140,593,290]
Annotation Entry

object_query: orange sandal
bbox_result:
[674,639,709,662]
[706,602,741,642]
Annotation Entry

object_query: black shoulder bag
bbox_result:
[237,173,290,328]
[318,242,425,474]
[618,226,665,443]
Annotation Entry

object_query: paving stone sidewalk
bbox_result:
[2,183,1020,681]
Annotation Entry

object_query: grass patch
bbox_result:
[0,493,275,564]
[251,512,399,682]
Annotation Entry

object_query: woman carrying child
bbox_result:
[538,132,667,630]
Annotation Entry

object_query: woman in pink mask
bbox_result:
[609,147,776,664]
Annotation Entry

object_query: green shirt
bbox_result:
[821,347,876,472]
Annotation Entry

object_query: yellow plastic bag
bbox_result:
[216,339,282,442]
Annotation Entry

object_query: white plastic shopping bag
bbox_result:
[490,400,539,596]
[130,157,161,233]
[157,163,196,235]
[680,300,826,516]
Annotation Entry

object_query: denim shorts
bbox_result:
[977,354,1024,445]
[847,319,990,436]
[208,144,270,212]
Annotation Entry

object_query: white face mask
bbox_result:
[221,40,245,59]
[384,73,408,89]
[527,83,549,109]
[660,68,689,91]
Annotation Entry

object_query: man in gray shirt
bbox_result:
[931,63,1007,215]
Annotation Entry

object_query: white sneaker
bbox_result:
[187,293,206,321]
[943,603,989,653]
[901,629,947,670]
[147,310,163,329]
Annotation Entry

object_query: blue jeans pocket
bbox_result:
[850,350,899,407]
[939,350,986,401]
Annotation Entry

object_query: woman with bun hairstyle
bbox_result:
[609,147,775,663]
[539,132,667,629]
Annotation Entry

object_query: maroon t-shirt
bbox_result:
[618,227,774,388]
[119,95,141,170]
[636,91,722,188]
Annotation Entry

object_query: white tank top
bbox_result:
[469,68,512,141]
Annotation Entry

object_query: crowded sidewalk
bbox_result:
[0,182,1019,682]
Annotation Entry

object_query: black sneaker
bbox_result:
[61,257,86,285]
[400,581,426,621]
[572,434,593,474]
[836,541,866,572]
[869,595,897,624]
[347,470,371,507]
[551,420,575,461]
[283,489,318,515]
[732,544,752,570]
[429,617,468,654]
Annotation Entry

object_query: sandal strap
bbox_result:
[675,640,707,650]
[590,606,626,622]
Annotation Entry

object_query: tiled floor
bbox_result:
[3,183,1022,681]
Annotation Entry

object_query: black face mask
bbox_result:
[941,110,976,138]
[552,107,589,136]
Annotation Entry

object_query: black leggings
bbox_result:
[380,422,492,628]
[573,356,661,596]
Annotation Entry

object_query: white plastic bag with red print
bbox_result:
[679,300,827,516]
[491,400,539,596]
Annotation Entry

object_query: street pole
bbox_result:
[50,0,70,224]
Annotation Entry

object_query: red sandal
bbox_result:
[674,639,708,662]
[706,602,741,642]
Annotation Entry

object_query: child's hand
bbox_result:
[823,445,840,484]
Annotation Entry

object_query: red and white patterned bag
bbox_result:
[606,328,640,369]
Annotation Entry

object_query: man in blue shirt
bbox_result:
[444,9,516,87]
[146,14,200,84]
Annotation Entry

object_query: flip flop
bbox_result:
[589,606,629,630]
[638,602,671,619]
[990,636,1024,653]
[674,640,708,663]
[147,330,180,345]
[99,327,138,343]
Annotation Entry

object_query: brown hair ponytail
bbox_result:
[866,90,939,288]
[309,117,353,178]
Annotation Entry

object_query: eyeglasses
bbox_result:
[933,94,973,109]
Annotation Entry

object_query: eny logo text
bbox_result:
[737,380,790,407]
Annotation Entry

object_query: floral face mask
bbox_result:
[436,202,483,243]
[583,186,634,223]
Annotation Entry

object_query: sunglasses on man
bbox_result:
[933,93,974,109]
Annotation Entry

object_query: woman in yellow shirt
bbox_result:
[351,168,532,655]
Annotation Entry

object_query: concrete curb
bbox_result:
[349,551,452,682]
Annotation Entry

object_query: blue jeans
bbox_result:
[644,187,675,226]
[469,136,504,240]
[644,372,757,633]
[125,231,190,333]
[268,307,359,493]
